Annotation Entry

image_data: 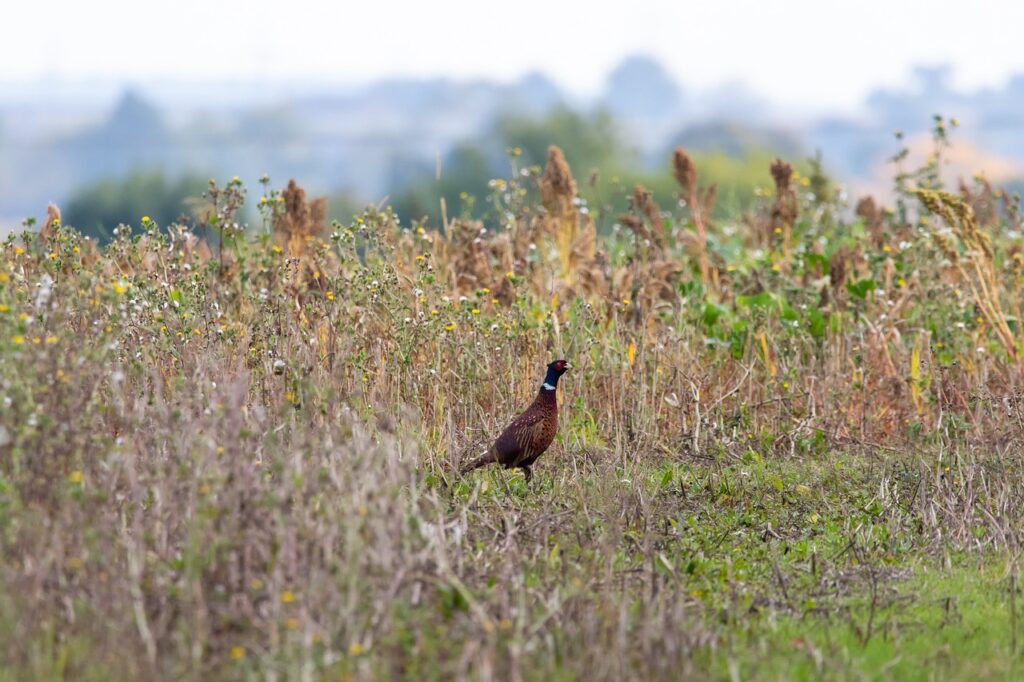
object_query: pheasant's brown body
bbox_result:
[460,360,569,482]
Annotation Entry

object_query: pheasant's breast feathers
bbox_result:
[493,399,558,467]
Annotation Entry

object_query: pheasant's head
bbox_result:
[549,359,570,375]
[542,359,571,390]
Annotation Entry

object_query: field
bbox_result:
[3,122,1024,680]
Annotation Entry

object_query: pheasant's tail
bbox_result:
[459,448,497,475]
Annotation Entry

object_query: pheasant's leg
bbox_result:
[520,465,533,484]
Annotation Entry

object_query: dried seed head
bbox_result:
[672,148,697,195]
[855,196,882,226]
[539,146,577,216]
[770,159,793,194]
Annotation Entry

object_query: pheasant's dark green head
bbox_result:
[542,359,571,390]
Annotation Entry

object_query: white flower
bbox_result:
[35,274,53,309]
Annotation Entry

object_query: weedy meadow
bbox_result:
[3,119,1024,680]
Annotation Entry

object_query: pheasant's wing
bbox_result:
[492,408,546,467]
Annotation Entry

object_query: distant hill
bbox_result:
[6,56,1024,230]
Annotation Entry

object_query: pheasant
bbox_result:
[460,359,570,483]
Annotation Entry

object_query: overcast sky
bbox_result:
[5,0,1024,109]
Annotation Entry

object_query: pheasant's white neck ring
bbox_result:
[542,382,557,391]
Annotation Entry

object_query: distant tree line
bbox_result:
[61,106,801,242]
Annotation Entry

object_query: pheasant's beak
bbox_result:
[565,362,572,371]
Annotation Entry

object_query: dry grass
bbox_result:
[3,136,1024,679]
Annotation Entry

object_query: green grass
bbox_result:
[722,562,1022,681]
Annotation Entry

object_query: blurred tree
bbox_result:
[65,170,207,243]
[497,106,629,172]
[64,90,172,179]
[601,55,683,119]
[389,143,493,228]
[375,107,789,234]
[386,108,630,228]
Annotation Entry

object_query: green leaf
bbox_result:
[846,278,877,300]
[660,468,674,488]
[736,291,780,311]
[807,309,827,339]
[679,280,706,299]
[803,252,829,276]
[702,302,724,328]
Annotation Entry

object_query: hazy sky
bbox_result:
[6,0,1024,109]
